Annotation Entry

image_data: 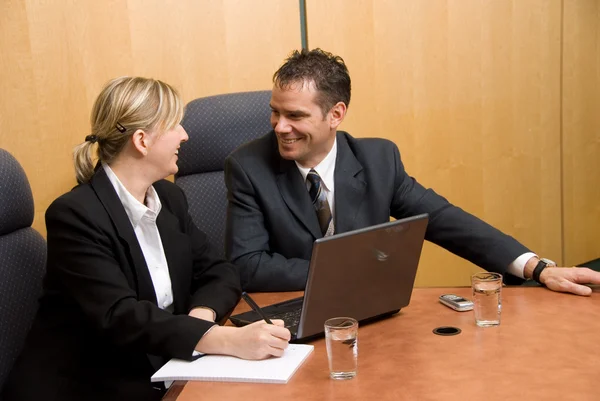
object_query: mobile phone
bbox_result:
[439,294,474,312]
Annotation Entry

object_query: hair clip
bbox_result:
[115,122,126,133]
[85,135,98,143]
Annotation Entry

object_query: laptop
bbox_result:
[229,213,429,341]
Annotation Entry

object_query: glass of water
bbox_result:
[324,317,358,380]
[471,272,502,327]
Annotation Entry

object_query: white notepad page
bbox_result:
[151,344,314,384]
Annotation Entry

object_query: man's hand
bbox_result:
[194,319,291,360]
[524,257,600,296]
[539,267,600,296]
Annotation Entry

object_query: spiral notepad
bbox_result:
[151,344,314,384]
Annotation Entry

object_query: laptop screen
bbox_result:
[296,214,428,339]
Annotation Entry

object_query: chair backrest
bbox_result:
[176,90,272,258]
[0,149,46,390]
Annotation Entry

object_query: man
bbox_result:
[225,48,600,294]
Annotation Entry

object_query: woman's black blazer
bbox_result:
[2,167,241,401]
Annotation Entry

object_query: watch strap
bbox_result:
[532,260,549,285]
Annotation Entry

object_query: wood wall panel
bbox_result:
[3,0,596,286]
[562,0,600,266]
[307,0,562,286]
[0,0,300,235]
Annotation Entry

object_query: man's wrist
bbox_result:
[532,258,558,284]
[523,256,540,280]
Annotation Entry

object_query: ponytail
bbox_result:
[73,141,96,184]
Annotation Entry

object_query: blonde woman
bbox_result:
[3,77,290,401]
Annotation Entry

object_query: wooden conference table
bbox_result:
[165,286,600,401]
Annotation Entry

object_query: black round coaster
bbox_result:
[432,326,461,336]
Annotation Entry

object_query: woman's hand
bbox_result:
[195,319,291,360]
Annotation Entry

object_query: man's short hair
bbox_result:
[273,48,351,116]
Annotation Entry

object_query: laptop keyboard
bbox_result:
[270,308,302,329]
[229,297,304,338]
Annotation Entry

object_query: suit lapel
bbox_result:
[334,133,367,234]
[90,167,158,305]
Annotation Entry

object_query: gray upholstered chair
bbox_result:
[176,90,272,259]
[0,149,46,391]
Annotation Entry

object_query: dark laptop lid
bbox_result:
[296,214,428,339]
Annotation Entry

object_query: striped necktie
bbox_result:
[307,169,334,236]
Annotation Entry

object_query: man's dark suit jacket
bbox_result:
[2,167,241,401]
[225,131,530,292]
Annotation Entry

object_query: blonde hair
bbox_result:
[73,77,184,183]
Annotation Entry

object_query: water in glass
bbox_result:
[473,285,501,327]
[326,330,358,379]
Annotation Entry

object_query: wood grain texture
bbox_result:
[562,0,600,266]
[174,287,600,401]
[0,0,300,235]
[306,0,563,285]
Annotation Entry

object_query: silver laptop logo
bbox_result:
[373,249,390,262]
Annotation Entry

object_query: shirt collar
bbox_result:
[295,137,337,191]
[102,163,161,228]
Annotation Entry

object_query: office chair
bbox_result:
[0,149,46,391]
[176,90,272,258]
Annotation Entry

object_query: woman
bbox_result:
[2,77,290,401]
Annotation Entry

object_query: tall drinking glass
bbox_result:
[471,272,502,327]
[324,317,358,379]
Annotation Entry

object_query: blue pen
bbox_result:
[241,292,273,324]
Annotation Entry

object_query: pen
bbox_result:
[241,292,273,325]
